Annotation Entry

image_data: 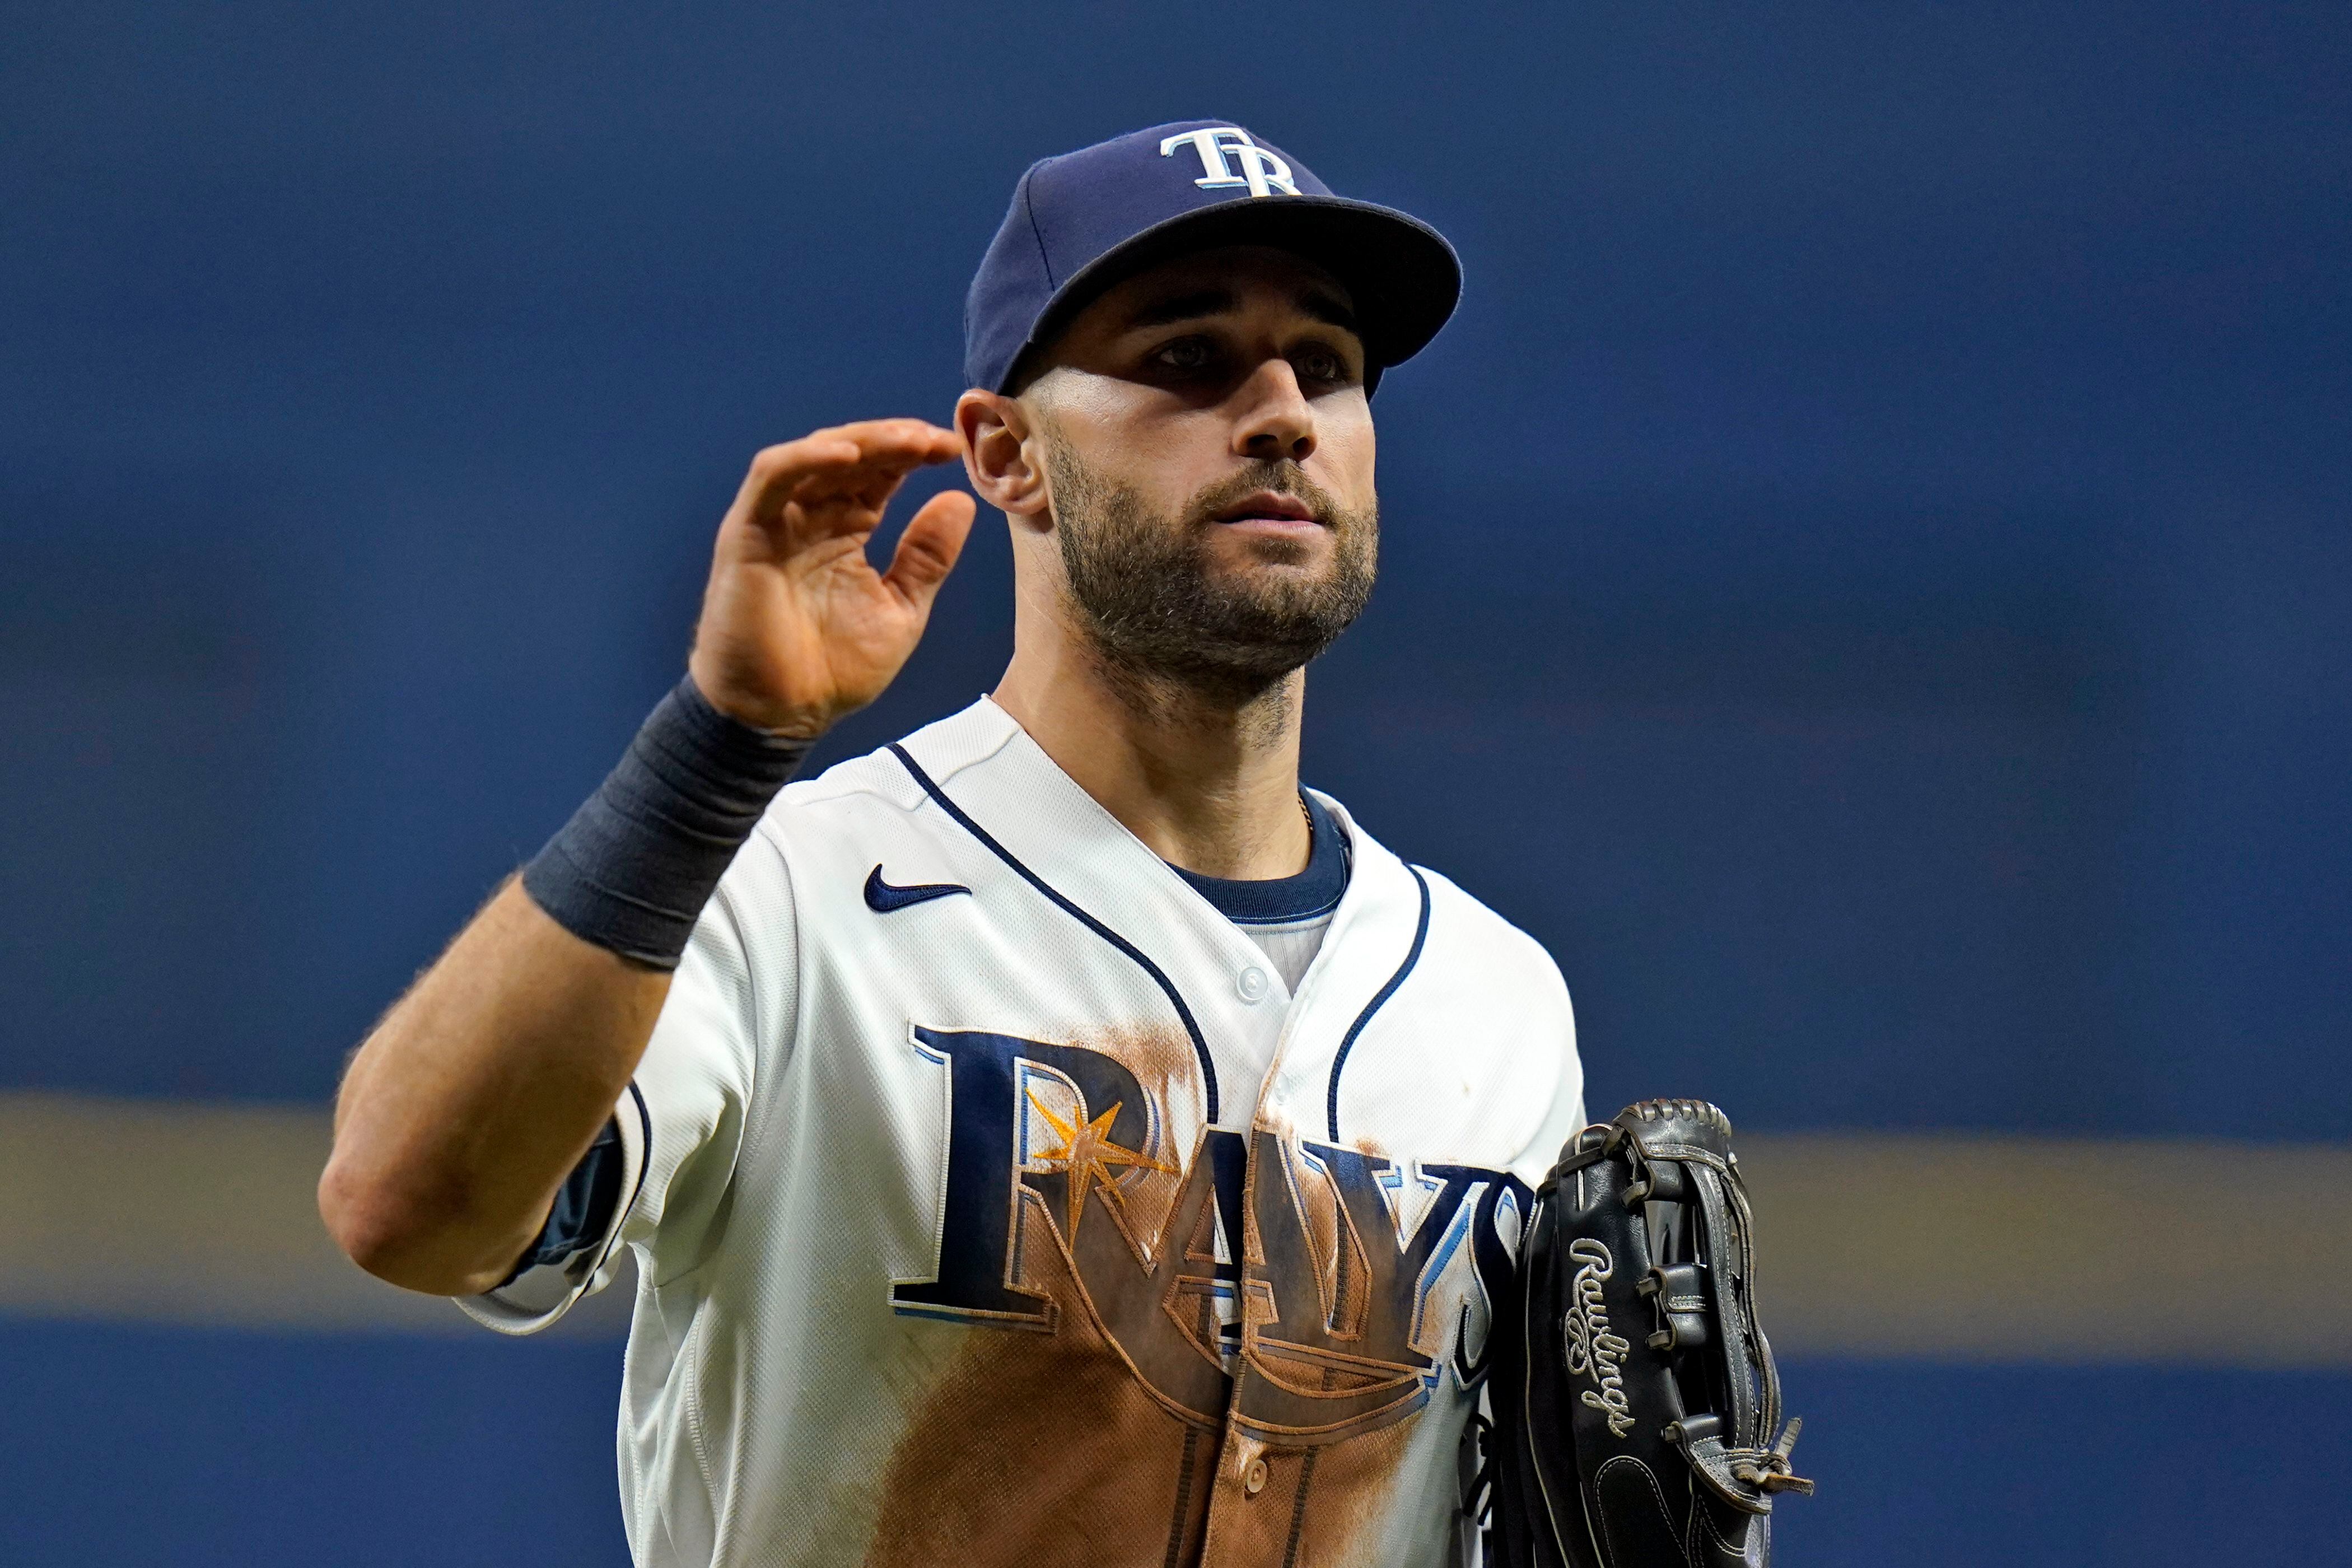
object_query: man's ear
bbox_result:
[956,388,1051,529]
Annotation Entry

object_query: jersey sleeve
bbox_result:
[455,828,796,1335]
[1502,939,1585,1192]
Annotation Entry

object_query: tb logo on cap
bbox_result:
[1159,127,1300,198]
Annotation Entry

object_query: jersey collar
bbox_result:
[889,698,1431,1085]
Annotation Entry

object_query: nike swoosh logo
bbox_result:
[863,865,972,913]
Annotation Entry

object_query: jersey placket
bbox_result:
[1191,907,1364,1567]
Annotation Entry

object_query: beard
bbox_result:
[1044,443,1379,706]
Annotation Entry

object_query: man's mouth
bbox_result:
[1210,491,1323,531]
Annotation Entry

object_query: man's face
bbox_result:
[1019,245,1379,700]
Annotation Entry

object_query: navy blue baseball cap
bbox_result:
[964,120,1461,396]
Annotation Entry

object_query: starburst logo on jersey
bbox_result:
[890,1026,1528,1445]
[1023,1088,1175,1243]
[1158,127,1300,198]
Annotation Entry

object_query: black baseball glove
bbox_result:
[1474,1100,1812,1567]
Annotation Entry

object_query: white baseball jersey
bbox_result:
[462,696,1584,1567]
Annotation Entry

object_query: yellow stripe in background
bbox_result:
[4,1092,2347,1364]
[1740,1132,2351,1365]
[0,1091,632,1337]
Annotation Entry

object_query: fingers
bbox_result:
[880,489,977,613]
[738,419,963,520]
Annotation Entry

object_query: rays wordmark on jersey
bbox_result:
[891,1027,1529,1443]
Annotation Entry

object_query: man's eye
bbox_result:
[1152,338,1217,372]
[1295,347,1352,384]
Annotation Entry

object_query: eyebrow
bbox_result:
[1122,283,1362,338]
[1125,286,1236,329]
[1295,287,1359,336]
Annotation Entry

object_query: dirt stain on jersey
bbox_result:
[866,1231,1218,1568]
[869,1020,1487,1565]
[1065,1022,1211,1129]
[1282,1416,1422,1568]
[1189,1419,1422,1567]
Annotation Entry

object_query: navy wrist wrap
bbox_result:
[521,676,813,970]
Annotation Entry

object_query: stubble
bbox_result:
[1044,442,1379,715]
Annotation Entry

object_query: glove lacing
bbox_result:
[1607,1126,1816,1498]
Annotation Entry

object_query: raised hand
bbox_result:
[687,419,977,737]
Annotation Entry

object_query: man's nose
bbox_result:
[1231,359,1317,465]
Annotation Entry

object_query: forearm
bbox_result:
[320,879,670,1294]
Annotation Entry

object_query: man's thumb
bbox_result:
[881,489,977,610]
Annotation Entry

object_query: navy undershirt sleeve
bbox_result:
[496,1116,626,1289]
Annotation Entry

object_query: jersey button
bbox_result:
[1243,1457,1270,1496]
[1236,965,1269,1003]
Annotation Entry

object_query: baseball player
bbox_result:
[322,120,1584,1568]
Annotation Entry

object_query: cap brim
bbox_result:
[1002,195,1462,393]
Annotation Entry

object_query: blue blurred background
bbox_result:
[3,3,2345,1563]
